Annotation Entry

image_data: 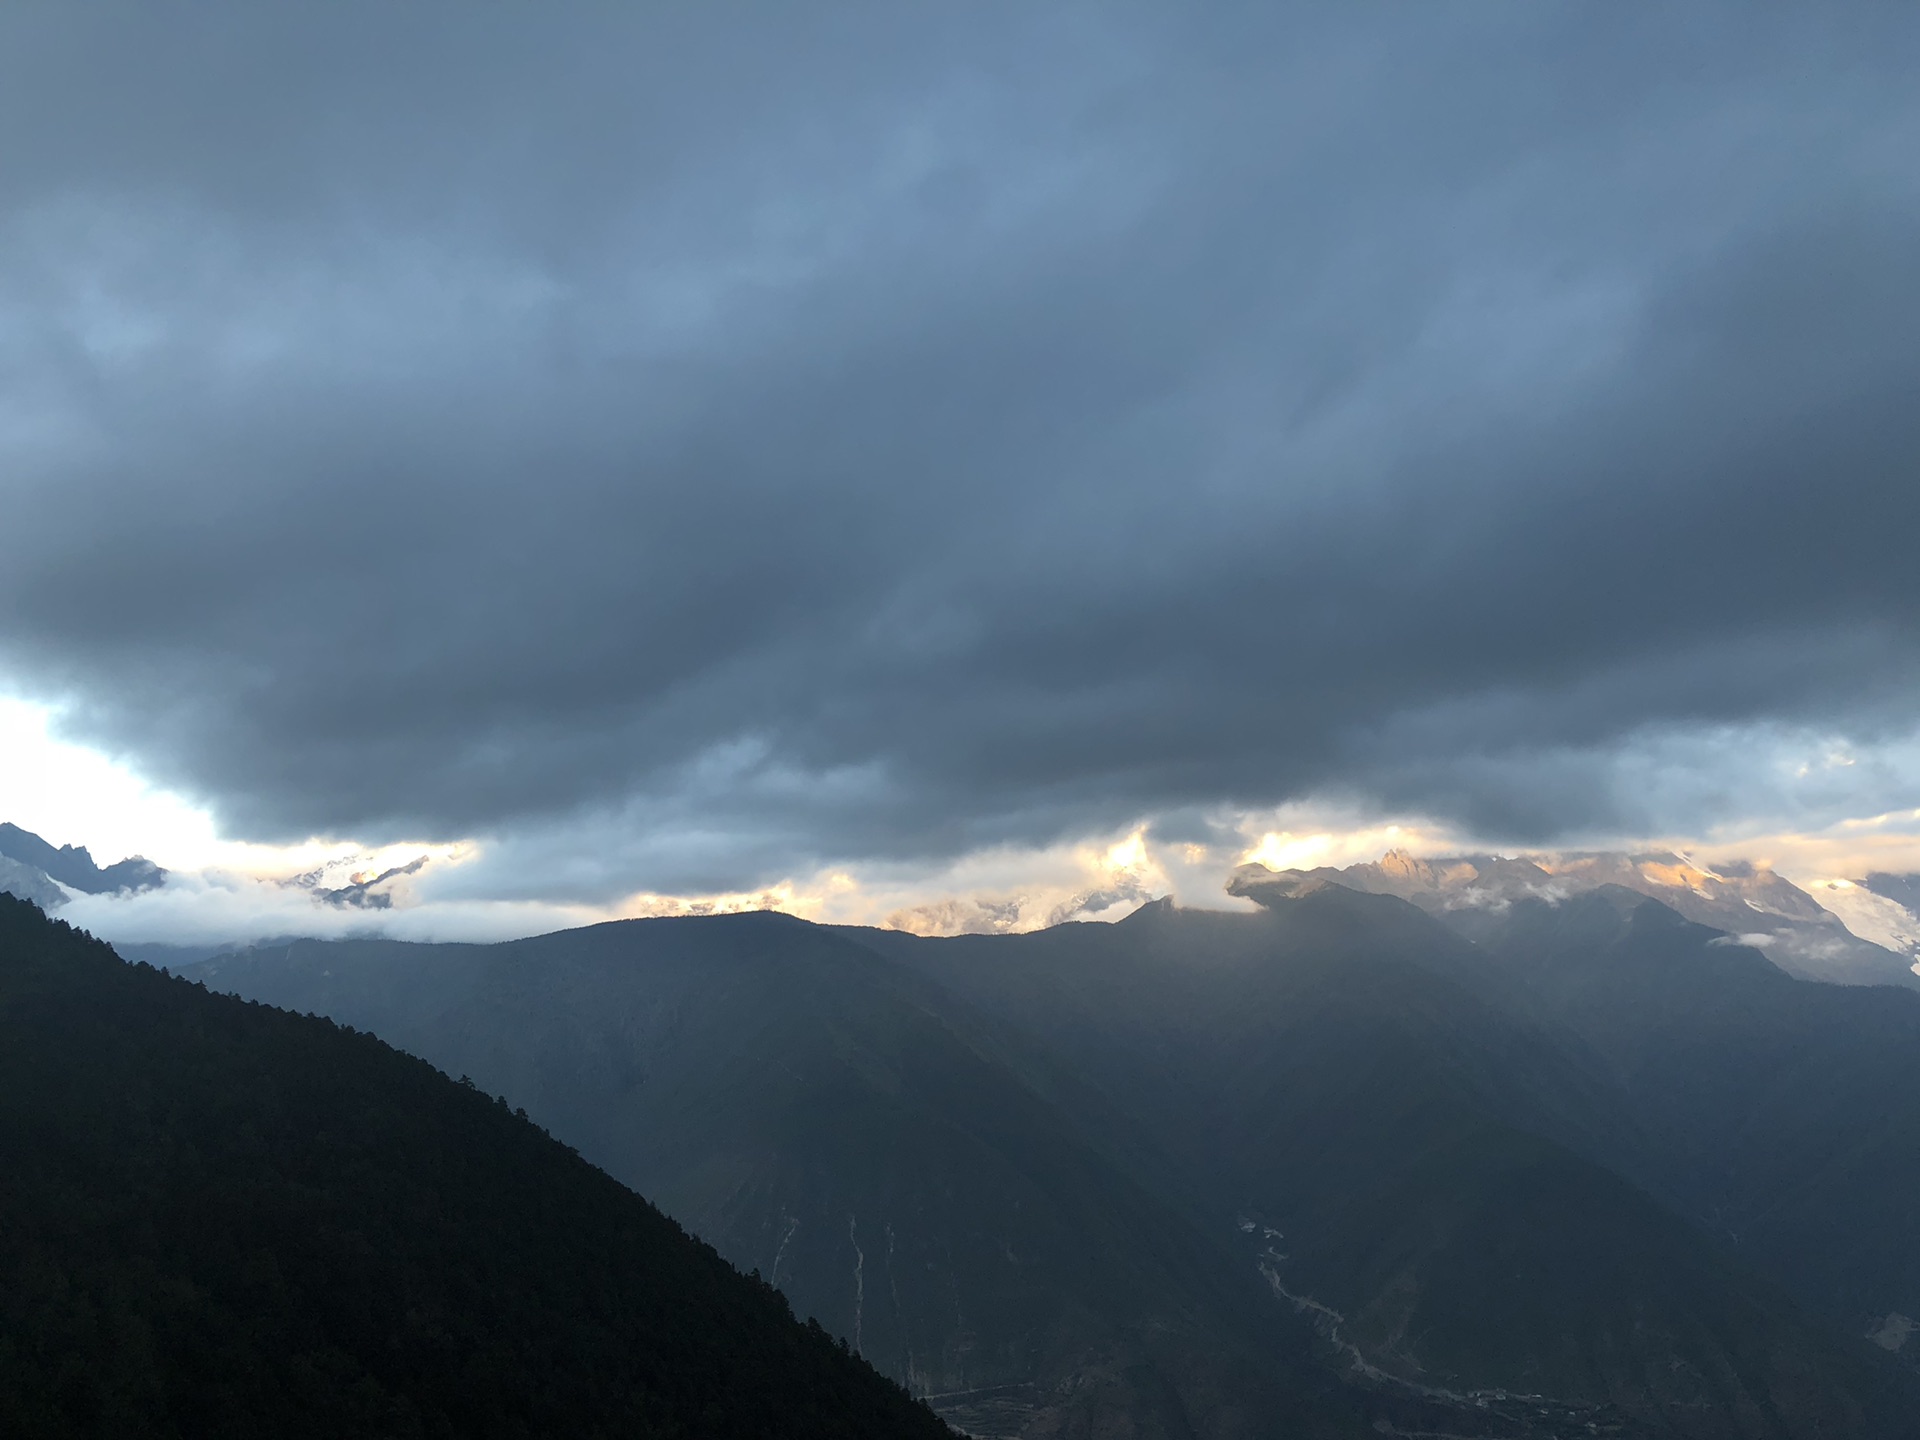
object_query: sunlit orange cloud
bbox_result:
[805,826,1178,936]
[1236,822,1460,875]
[601,811,1920,943]
[1227,803,1920,895]
[612,816,1473,939]
[1665,811,1920,885]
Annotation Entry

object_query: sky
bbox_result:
[3,4,1920,943]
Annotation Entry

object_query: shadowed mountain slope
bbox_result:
[187,912,1370,1440]
[0,895,950,1440]
[1228,850,1919,988]
[847,893,1917,1437]
[181,899,1919,1438]
[1451,890,1920,1348]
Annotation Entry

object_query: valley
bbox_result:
[174,864,1920,1437]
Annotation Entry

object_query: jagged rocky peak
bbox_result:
[0,821,168,903]
[1228,847,1547,907]
[1362,848,1471,890]
[1373,847,1436,885]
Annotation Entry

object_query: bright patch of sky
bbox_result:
[1,695,229,870]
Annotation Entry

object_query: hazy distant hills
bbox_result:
[185,891,1920,1437]
[0,821,166,909]
[1228,849,1920,988]
[0,895,948,1440]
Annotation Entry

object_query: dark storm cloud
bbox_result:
[3,3,1918,893]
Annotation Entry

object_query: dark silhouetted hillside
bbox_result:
[0,894,951,1440]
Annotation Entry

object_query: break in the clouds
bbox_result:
[2,4,1919,902]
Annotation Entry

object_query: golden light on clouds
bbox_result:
[612,881,823,923]
[1238,822,1453,875]
[1670,809,1920,888]
[1243,831,1335,872]
[12,684,1920,948]
[1103,831,1150,873]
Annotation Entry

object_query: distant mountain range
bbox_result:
[184,885,1920,1437]
[15,820,1920,1434]
[1228,848,1920,987]
[0,821,166,906]
[6,814,1918,993]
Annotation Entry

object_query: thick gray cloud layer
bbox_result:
[3,4,1919,894]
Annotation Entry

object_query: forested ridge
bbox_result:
[0,894,951,1439]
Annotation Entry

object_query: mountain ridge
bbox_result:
[184,898,1920,1437]
[1227,848,1920,987]
[0,821,167,905]
[184,910,1374,1439]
